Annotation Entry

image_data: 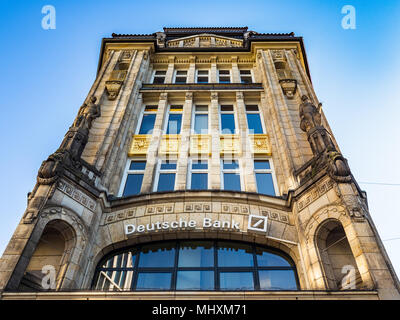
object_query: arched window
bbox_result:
[93,240,299,291]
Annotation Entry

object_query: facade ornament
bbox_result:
[185,92,193,100]
[299,95,322,132]
[156,32,166,48]
[210,92,218,100]
[159,92,168,100]
[236,92,244,100]
[279,79,297,99]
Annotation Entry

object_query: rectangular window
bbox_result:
[196,70,209,83]
[218,69,231,84]
[138,105,157,134]
[254,159,277,196]
[193,105,208,134]
[220,105,236,134]
[240,70,253,84]
[221,159,241,191]
[246,105,265,134]
[155,160,177,192]
[188,159,208,190]
[121,160,146,197]
[152,70,166,84]
[165,105,183,134]
[174,70,187,84]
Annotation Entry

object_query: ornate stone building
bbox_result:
[0,27,399,300]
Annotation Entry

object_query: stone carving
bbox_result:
[57,180,97,211]
[129,135,151,156]
[37,96,100,185]
[299,95,322,132]
[279,79,297,99]
[297,178,335,211]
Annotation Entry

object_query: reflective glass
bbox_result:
[122,174,143,196]
[256,249,291,267]
[254,160,270,170]
[222,160,239,170]
[176,271,214,290]
[259,270,297,290]
[157,173,176,192]
[139,243,176,267]
[166,114,182,134]
[192,161,208,170]
[246,114,263,134]
[138,114,156,134]
[255,173,275,196]
[194,114,208,134]
[191,173,208,190]
[136,272,171,290]
[223,173,241,191]
[217,242,253,267]
[129,161,146,170]
[160,161,177,170]
[221,114,235,133]
[219,272,254,290]
[178,241,214,267]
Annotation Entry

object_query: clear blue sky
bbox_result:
[1,0,400,277]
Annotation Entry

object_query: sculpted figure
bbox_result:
[73,96,100,130]
[299,95,322,132]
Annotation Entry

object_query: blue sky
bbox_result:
[1,0,400,277]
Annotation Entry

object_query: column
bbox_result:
[210,56,217,83]
[187,56,196,83]
[164,56,175,84]
[209,92,221,189]
[231,56,240,83]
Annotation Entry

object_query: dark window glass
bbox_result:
[136,272,172,290]
[240,70,251,75]
[139,243,176,267]
[139,114,156,134]
[220,272,254,290]
[194,114,208,134]
[195,105,208,112]
[254,160,270,170]
[241,76,252,84]
[256,249,291,267]
[166,113,182,134]
[122,174,144,196]
[160,161,177,170]
[175,77,186,84]
[197,77,208,83]
[223,173,241,191]
[157,173,176,192]
[255,173,275,196]
[178,241,214,267]
[247,113,264,134]
[153,77,165,84]
[129,161,146,170]
[245,105,259,112]
[192,161,208,170]
[220,105,234,112]
[221,114,235,133]
[259,270,297,290]
[217,242,253,267]
[191,173,208,190]
[176,271,214,290]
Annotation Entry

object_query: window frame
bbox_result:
[219,104,238,134]
[245,103,267,134]
[187,158,209,190]
[239,69,255,84]
[151,69,167,84]
[195,69,210,84]
[118,158,147,197]
[253,158,280,196]
[220,158,244,192]
[163,104,183,135]
[153,158,178,192]
[191,104,210,134]
[217,69,232,84]
[136,104,158,135]
[173,69,188,84]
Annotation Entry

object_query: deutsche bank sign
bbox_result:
[124,215,268,235]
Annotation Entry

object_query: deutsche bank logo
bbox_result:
[247,214,268,233]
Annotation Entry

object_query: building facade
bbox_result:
[0,27,399,300]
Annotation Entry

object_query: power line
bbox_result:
[383,237,400,242]
[358,181,400,186]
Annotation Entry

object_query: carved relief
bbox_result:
[159,135,181,155]
[128,135,151,156]
[249,134,272,155]
[220,134,241,155]
[190,135,211,155]
[297,178,335,212]
[57,180,97,211]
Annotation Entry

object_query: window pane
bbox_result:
[217,242,253,266]
[198,70,208,75]
[223,173,241,191]
[122,174,143,196]
[155,71,167,75]
[256,249,291,267]
[197,77,208,83]
[139,243,176,267]
[178,241,214,267]
[192,161,208,170]
[245,105,259,112]
[254,160,270,170]
[221,114,235,133]
[157,173,176,192]
[175,77,186,83]
[246,114,264,134]
[219,272,254,290]
[219,70,230,75]
[166,114,182,134]
[255,173,275,196]
[222,160,239,170]
[139,114,156,134]
[191,173,208,190]
[219,77,230,84]
[160,161,177,170]
[241,76,252,84]
[129,161,146,170]
[176,271,214,290]
[176,71,187,75]
[258,270,297,290]
[153,77,165,84]
[220,105,234,112]
[136,273,172,290]
[240,70,251,75]
[195,105,208,112]
[194,114,208,134]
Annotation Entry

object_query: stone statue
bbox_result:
[73,96,100,130]
[299,95,322,132]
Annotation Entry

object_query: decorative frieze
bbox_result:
[297,178,335,212]
[128,135,151,156]
[105,70,127,100]
[159,135,181,155]
[57,180,97,212]
[249,134,272,155]
[220,134,241,155]
[189,134,211,155]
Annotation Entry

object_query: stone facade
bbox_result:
[0,27,399,300]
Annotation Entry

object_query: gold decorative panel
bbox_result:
[249,134,272,155]
[220,134,241,155]
[159,135,181,155]
[128,135,151,156]
[190,135,211,155]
